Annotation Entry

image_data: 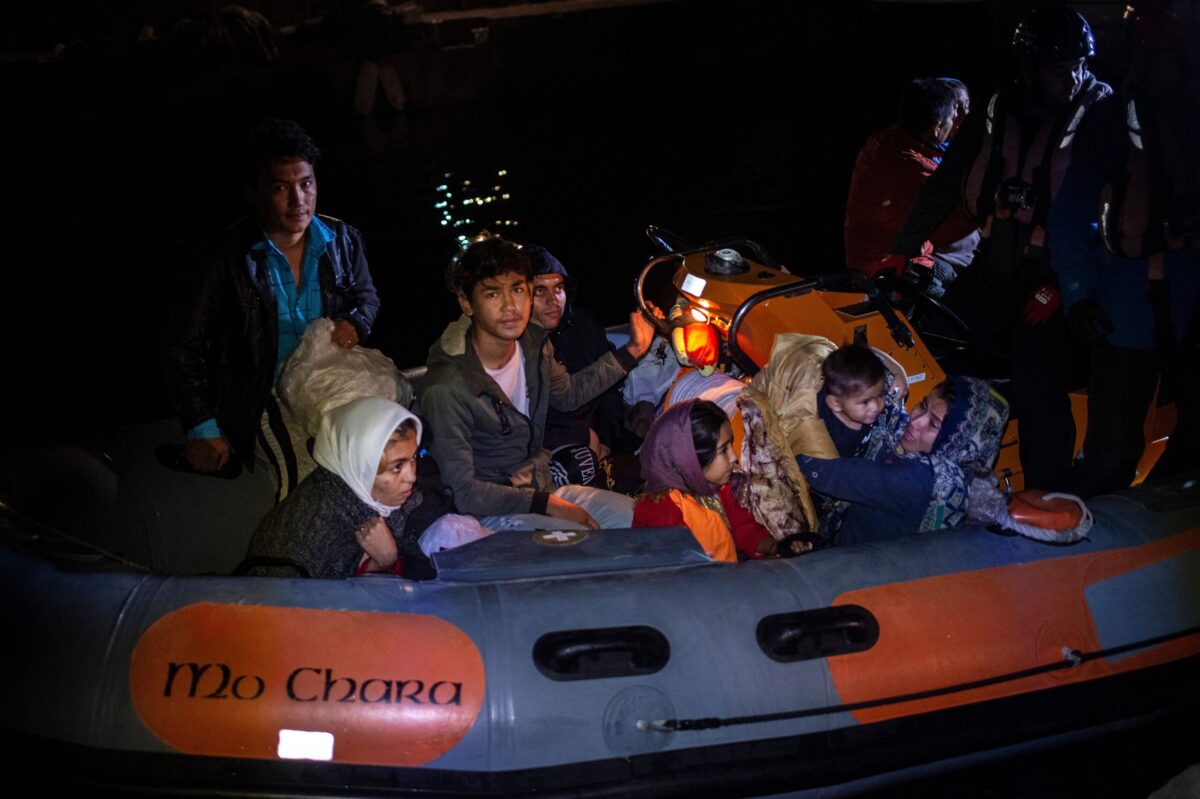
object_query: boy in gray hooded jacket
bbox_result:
[420,237,655,530]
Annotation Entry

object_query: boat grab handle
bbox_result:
[534,626,670,681]
[757,605,880,662]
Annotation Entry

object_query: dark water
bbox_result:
[0,1,1196,795]
[856,709,1196,798]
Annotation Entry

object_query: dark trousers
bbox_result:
[944,268,1083,492]
[1152,341,1200,481]
[1071,345,1160,499]
[1009,313,1082,491]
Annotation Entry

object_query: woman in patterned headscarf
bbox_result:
[798,376,1010,545]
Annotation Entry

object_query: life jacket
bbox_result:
[666,489,737,563]
[1100,93,1200,261]
[964,76,1111,251]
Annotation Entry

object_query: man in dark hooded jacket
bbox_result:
[527,248,627,455]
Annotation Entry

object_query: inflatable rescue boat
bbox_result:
[3,453,1199,798]
[2,234,1198,798]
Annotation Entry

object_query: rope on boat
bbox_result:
[638,625,1200,733]
[967,478,1093,544]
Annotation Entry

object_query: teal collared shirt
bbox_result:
[187,217,334,441]
[253,216,335,383]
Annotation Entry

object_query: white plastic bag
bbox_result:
[418,514,493,557]
[279,318,414,436]
[621,336,681,406]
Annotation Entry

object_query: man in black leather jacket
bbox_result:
[164,119,380,499]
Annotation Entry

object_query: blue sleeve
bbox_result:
[798,455,933,521]
[187,418,223,440]
[1048,100,1118,309]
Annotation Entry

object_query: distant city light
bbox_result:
[433,169,517,241]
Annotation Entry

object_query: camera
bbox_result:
[997,178,1033,211]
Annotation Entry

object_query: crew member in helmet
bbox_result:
[891,2,1112,492]
[1049,0,1200,496]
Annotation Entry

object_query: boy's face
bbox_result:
[459,271,531,345]
[826,379,887,431]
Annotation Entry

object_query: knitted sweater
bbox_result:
[246,466,449,578]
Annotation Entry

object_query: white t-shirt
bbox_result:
[484,344,529,417]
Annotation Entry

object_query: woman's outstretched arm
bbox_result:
[798,455,933,521]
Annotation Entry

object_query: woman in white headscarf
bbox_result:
[246,397,482,578]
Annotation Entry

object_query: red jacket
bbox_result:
[843,124,976,276]
[632,482,772,560]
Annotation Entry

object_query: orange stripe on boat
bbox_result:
[130,603,485,766]
[828,528,1200,724]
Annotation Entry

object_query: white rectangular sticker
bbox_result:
[907,372,926,385]
[278,729,334,761]
[681,273,707,298]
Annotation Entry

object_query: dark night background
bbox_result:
[1,0,1119,440]
[0,2,1195,795]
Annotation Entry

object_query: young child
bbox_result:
[800,376,1010,544]
[818,345,888,457]
[632,400,779,562]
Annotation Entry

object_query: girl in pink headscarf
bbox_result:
[632,400,779,562]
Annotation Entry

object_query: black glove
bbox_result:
[776,532,831,558]
[1066,298,1113,345]
[897,262,932,293]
